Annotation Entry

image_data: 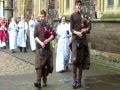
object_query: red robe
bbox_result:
[0,25,7,42]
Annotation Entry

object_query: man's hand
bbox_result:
[40,42,45,48]
[73,30,82,37]
[77,31,83,37]
[44,39,49,45]
[35,37,45,48]
[81,28,88,33]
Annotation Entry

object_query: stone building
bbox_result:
[96,0,120,18]
[0,0,13,19]
[15,0,56,21]
[0,0,4,17]
[0,0,33,20]
[14,0,33,20]
[57,0,96,19]
[57,0,75,18]
[33,0,56,22]
[0,0,56,22]
[0,0,94,20]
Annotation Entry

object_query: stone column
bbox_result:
[24,0,33,20]
[13,0,18,17]
[0,1,4,17]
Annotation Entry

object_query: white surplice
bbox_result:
[8,22,18,50]
[56,23,71,72]
[17,21,28,47]
[28,19,37,51]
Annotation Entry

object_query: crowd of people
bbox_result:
[33,0,91,88]
[0,0,91,89]
[0,15,37,53]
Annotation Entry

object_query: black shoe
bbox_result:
[19,47,22,52]
[66,66,68,71]
[24,48,27,53]
[72,81,77,89]
[34,82,41,88]
[58,70,64,73]
[72,84,77,89]
[12,50,15,53]
[32,50,35,52]
[77,84,82,88]
[3,46,6,49]
[0,47,3,49]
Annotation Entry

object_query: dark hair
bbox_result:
[61,15,66,21]
[59,15,66,23]
[40,10,46,17]
[75,0,82,5]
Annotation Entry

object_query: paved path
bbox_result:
[0,48,120,90]
[1,48,35,65]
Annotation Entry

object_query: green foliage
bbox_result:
[101,14,120,19]
[51,39,57,48]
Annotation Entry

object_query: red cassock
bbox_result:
[0,25,7,42]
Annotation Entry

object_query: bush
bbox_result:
[51,40,57,48]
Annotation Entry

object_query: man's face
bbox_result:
[61,17,66,24]
[75,2,81,11]
[39,14,45,22]
[31,15,34,19]
[11,18,15,22]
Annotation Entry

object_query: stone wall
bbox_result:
[53,19,120,54]
[91,19,120,54]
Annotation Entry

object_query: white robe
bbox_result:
[68,23,72,64]
[29,20,37,51]
[56,23,71,72]
[8,22,18,50]
[17,21,28,47]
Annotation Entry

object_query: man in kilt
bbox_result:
[70,0,91,89]
[34,10,56,88]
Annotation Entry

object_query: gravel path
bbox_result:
[0,51,35,75]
